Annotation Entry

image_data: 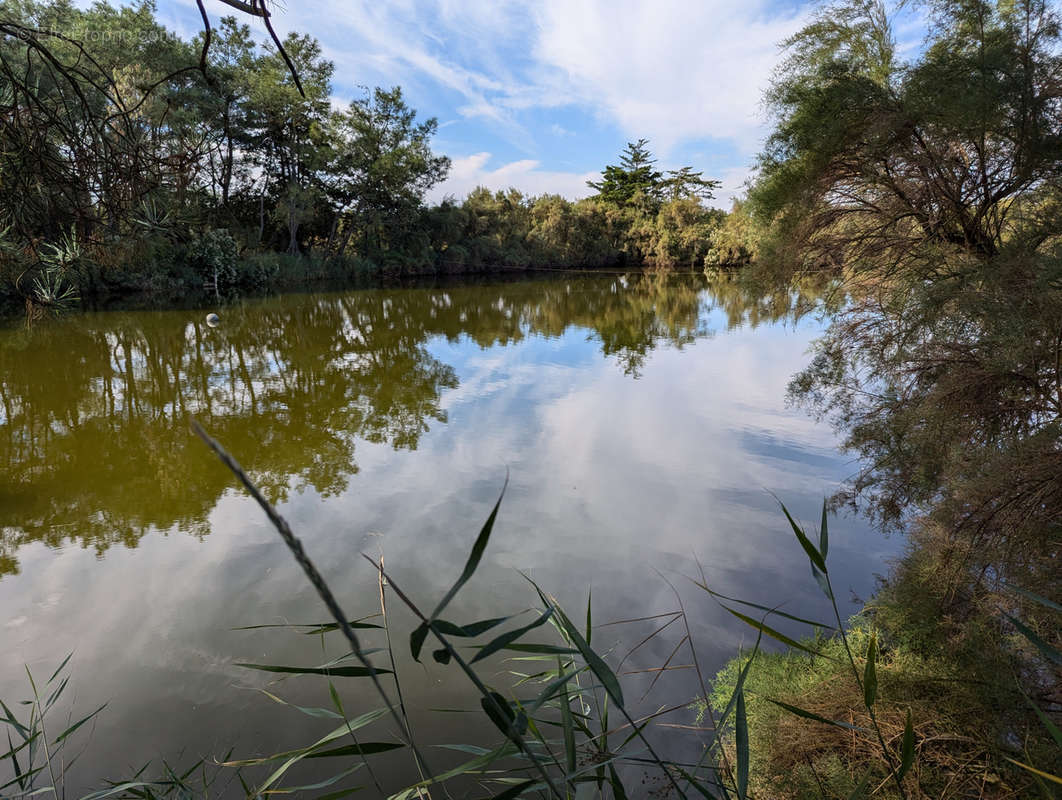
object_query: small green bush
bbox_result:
[188,229,239,291]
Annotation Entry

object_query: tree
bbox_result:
[662,167,720,201]
[750,0,1062,271]
[587,139,664,205]
[751,0,1062,598]
[329,86,449,259]
[197,17,257,209]
[240,32,334,253]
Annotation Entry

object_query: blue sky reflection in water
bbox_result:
[0,274,900,792]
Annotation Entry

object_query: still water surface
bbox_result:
[0,272,898,793]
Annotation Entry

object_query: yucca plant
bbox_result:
[16,227,82,320]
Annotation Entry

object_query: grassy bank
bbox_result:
[705,521,1062,799]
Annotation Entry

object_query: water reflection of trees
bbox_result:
[705,272,840,331]
[0,272,828,575]
[0,272,744,575]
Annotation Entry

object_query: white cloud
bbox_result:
[712,164,758,209]
[280,1,536,146]
[530,0,805,154]
[430,152,598,203]
[265,0,806,157]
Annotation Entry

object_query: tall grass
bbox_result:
[185,421,909,798]
[0,656,242,799]
[2,422,1058,798]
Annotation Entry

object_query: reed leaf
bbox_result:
[0,766,47,794]
[255,689,343,719]
[499,644,577,655]
[1004,757,1062,786]
[54,703,106,744]
[863,632,878,708]
[692,583,834,629]
[560,673,577,775]
[387,742,520,800]
[243,709,387,793]
[778,500,827,574]
[236,663,392,678]
[1021,690,1062,748]
[1005,614,1062,665]
[819,499,829,559]
[897,709,915,781]
[230,619,381,633]
[259,762,361,794]
[529,667,585,715]
[491,779,539,799]
[428,476,508,622]
[471,611,556,665]
[550,602,624,707]
[736,688,749,800]
[220,709,387,767]
[719,606,829,659]
[46,655,72,686]
[1003,584,1062,613]
[766,699,864,732]
[480,691,527,743]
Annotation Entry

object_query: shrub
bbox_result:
[187,229,239,292]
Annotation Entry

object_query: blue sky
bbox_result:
[154,0,816,207]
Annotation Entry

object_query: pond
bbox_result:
[0,271,900,795]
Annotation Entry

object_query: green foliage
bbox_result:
[708,597,1058,799]
[663,166,722,202]
[705,200,762,266]
[187,229,239,291]
[422,186,724,274]
[586,139,720,218]
[702,503,1060,800]
[587,138,664,206]
[749,0,1062,271]
[748,0,1062,641]
[329,86,450,260]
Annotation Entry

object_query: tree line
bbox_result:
[0,0,740,313]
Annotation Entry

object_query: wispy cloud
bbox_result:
[268,0,805,157]
[530,0,805,154]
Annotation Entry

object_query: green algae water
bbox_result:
[0,272,898,794]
